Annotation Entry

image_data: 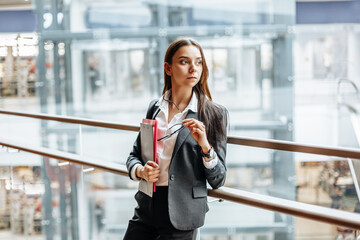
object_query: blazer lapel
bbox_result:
[171,110,198,159]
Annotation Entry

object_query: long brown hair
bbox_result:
[162,38,227,152]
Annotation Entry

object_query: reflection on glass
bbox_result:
[296,159,360,215]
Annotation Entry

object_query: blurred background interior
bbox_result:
[0,0,360,239]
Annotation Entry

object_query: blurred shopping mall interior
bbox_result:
[0,0,360,239]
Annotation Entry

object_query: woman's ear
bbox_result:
[164,62,172,76]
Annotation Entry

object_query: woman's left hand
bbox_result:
[183,118,211,153]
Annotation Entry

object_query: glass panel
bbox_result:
[0,115,80,154]
[79,125,138,164]
[0,115,42,147]
[67,35,284,132]
[293,24,360,148]
[205,196,279,235]
[0,149,83,239]
[71,38,155,125]
[296,158,360,213]
[226,143,295,200]
[0,150,44,238]
[226,141,360,214]
[204,198,351,239]
[82,169,137,239]
[30,0,296,146]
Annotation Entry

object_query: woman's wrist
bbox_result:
[201,144,212,154]
[136,165,144,179]
[201,146,216,162]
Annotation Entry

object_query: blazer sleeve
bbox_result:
[126,99,158,180]
[203,106,228,189]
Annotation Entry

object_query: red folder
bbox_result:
[141,118,158,192]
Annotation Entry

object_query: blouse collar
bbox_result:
[156,90,198,113]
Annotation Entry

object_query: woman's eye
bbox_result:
[180,60,187,64]
[197,60,202,65]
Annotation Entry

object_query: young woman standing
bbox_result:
[124,38,228,240]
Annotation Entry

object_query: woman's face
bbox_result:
[165,45,203,89]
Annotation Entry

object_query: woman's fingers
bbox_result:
[183,119,207,141]
[148,175,159,182]
[148,170,159,182]
[183,119,205,131]
[143,161,160,182]
[193,127,203,134]
[146,161,158,168]
[183,119,210,149]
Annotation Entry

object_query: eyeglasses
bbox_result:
[157,123,185,141]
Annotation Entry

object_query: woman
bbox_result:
[124,38,228,240]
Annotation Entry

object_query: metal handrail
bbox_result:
[336,78,360,115]
[0,139,128,176]
[1,109,360,160]
[337,78,360,105]
[1,138,360,230]
[228,136,360,159]
[208,187,360,230]
[0,109,139,131]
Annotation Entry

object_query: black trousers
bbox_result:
[123,186,196,240]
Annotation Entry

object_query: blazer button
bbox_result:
[170,174,175,181]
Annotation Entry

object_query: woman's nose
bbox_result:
[189,62,196,72]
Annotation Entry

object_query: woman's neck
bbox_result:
[169,87,193,112]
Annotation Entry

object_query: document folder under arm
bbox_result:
[139,119,158,197]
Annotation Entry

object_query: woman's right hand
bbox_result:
[136,161,160,183]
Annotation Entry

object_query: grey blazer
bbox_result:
[126,99,227,231]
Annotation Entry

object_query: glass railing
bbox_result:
[0,109,360,240]
[0,109,139,162]
[1,142,360,239]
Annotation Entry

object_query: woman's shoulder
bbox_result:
[210,102,229,127]
[210,101,228,114]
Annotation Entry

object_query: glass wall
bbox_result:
[293,24,360,148]
[29,1,297,238]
